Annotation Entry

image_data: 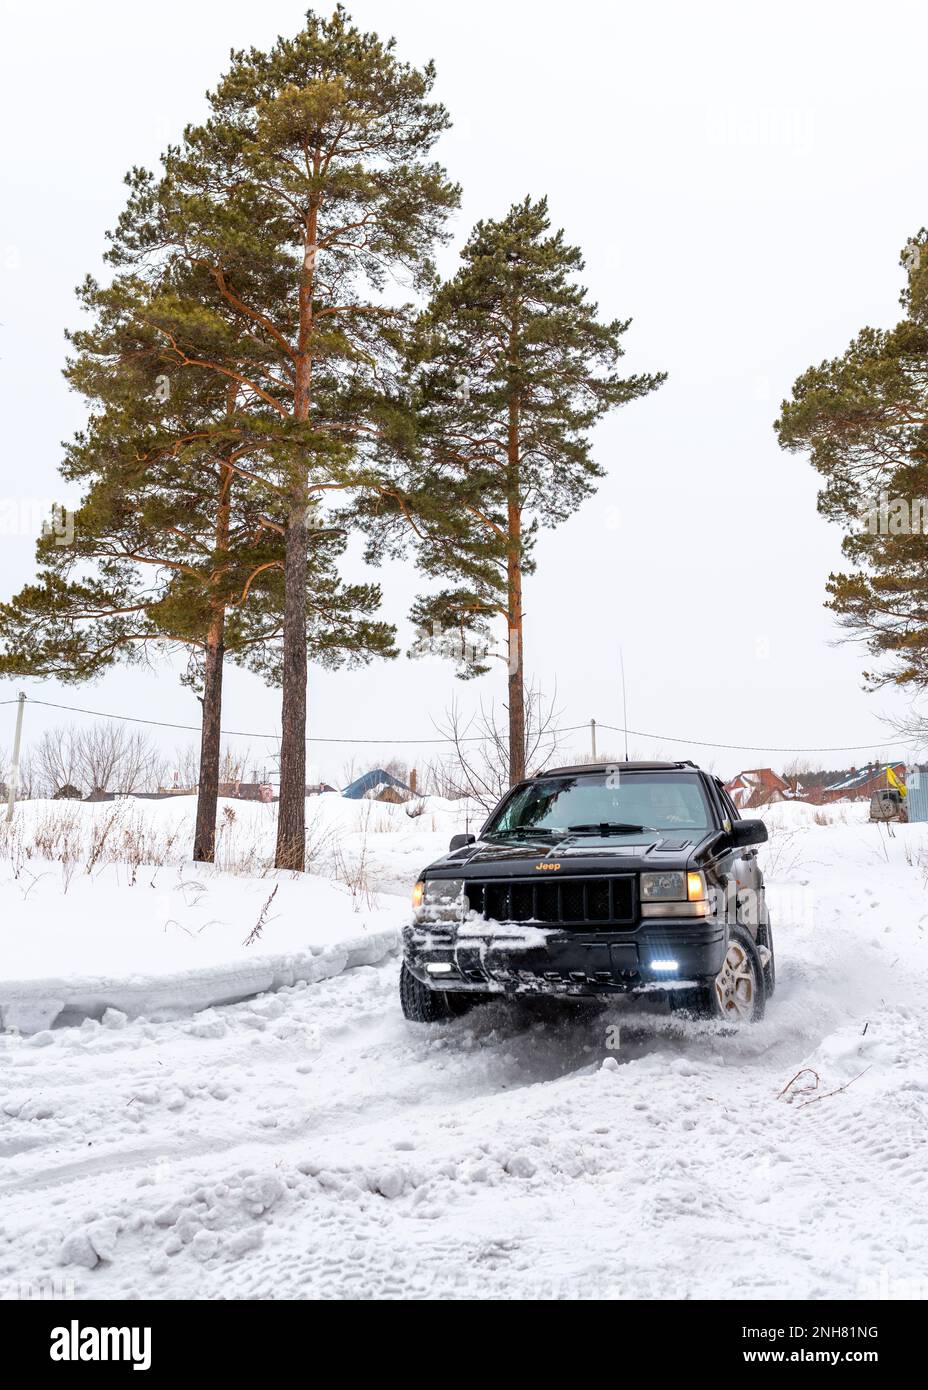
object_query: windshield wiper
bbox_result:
[564,822,658,836]
[482,827,565,844]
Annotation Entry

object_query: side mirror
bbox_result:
[449,833,476,852]
[730,818,767,848]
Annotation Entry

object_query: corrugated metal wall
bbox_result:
[905,767,928,823]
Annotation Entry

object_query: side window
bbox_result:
[713,778,740,825]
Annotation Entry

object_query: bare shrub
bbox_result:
[416,757,467,800]
[437,685,562,812]
[77,724,159,794]
[33,727,84,798]
[27,722,164,799]
[339,755,361,791]
[759,824,804,879]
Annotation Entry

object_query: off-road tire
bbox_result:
[399,961,475,1022]
[671,924,766,1023]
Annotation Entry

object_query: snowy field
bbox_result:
[1,795,927,1300]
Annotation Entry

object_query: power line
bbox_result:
[12,696,589,746]
[596,723,913,755]
[0,694,913,755]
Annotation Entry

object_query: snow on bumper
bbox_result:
[403,920,726,996]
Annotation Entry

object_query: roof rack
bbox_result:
[543,759,703,775]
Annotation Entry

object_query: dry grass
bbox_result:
[243,884,280,946]
[809,805,854,827]
[901,834,928,889]
[0,802,337,883]
[330,834,376,911]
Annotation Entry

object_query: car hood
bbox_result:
[421,833,717,879]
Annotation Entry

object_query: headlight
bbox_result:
[640,871,686,901]
[686,871,706,902]
[413,878,465,922]
[640,869,710,918]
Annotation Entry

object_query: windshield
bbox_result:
[484,771,715,839]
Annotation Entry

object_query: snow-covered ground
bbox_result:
[1,795,927,1300]
[0,793,465,1032]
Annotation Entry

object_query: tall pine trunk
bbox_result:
[193,608,225,862]
[194,464,232,863]
[275,203,317,871]
[275,502,308,869]
[506,387,526,785]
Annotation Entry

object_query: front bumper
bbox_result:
[403,920,727,998]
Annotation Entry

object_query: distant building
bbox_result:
[83,787,113,803]
[372,785,408,804]
[725,768,790,810]
[306,782,338,796]
[812,762,906,805]
[736,761,909,806]
[218,780,275,803]
[342,768,413,801]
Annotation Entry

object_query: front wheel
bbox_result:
[672,925,766,1023]
[709,925,766,1022]
[399,962,476,1022]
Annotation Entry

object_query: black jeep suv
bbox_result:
[401,761,774,1024]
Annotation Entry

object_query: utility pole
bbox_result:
[619,648,629,761]
[6,692,25,822]
[590,718,597,761]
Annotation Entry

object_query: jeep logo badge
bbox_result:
[534,862,561,871]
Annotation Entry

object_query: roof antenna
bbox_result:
[619,647,629,761]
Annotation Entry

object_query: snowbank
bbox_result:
[0,793,480,1033]
[0,860,404,1033]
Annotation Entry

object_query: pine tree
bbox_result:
[95,6,457,868]
[775,230,928,689]
[364,197,665,782]
[0,347,395,859]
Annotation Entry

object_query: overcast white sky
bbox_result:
[2,0,926,784]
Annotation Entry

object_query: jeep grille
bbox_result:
[464,875,637,928]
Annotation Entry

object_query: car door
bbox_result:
[714,778,765,932]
